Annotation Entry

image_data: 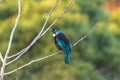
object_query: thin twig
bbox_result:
[0,52,3,62]
[0,0,4,3]
[4,52,60,75]
[8,0,60,59]
[6,45,31,65]
[41,0,73,36]
[39,0,59,35]
[5,23,98,75]
[0,0,21,79]
[7,0,73,65]
[72,23,98,47]
[5,0,21,56]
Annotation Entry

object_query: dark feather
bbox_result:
[54,32,71,51]
[53,30,71,64]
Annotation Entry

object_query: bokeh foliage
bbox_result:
[0,0,120,80]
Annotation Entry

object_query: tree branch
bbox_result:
[4,52,60,75]
[7,0,73,65]
[0,52,3,63]
[0,0,21,79]
[0,0,4,3]
[7,0,60,59]
[72,23,98,47]
[40,0,73,37]
[38,0,59,35]
[4,23,98,75]
[5,0,21,57]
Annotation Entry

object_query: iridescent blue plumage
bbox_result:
[50,27,72,64]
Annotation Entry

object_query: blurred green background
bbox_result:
[0,0,120,80]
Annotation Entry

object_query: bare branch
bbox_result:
[39,0,59,35]
[0,0,4,3]
[4,52,60,75]
[7,45,31,59]
[5,23,98,75]
[0,0,21,79]
[5,0,21,57]
[0,52,3,62]
[7,0,60,59]
[7,0,73,64]
[41,0,73,36]
[72,23,98,47]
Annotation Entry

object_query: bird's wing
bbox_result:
[55,37,65,51]
[55,33,71,52]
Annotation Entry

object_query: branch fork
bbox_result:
[0,0,98,80]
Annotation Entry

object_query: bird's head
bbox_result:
[50,27,60,33]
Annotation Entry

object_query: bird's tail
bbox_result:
[64,51,70,64]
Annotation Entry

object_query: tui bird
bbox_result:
[50,27,72,64]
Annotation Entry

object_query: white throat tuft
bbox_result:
[53,34,55,37]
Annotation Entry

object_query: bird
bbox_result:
[50,27,72,64]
